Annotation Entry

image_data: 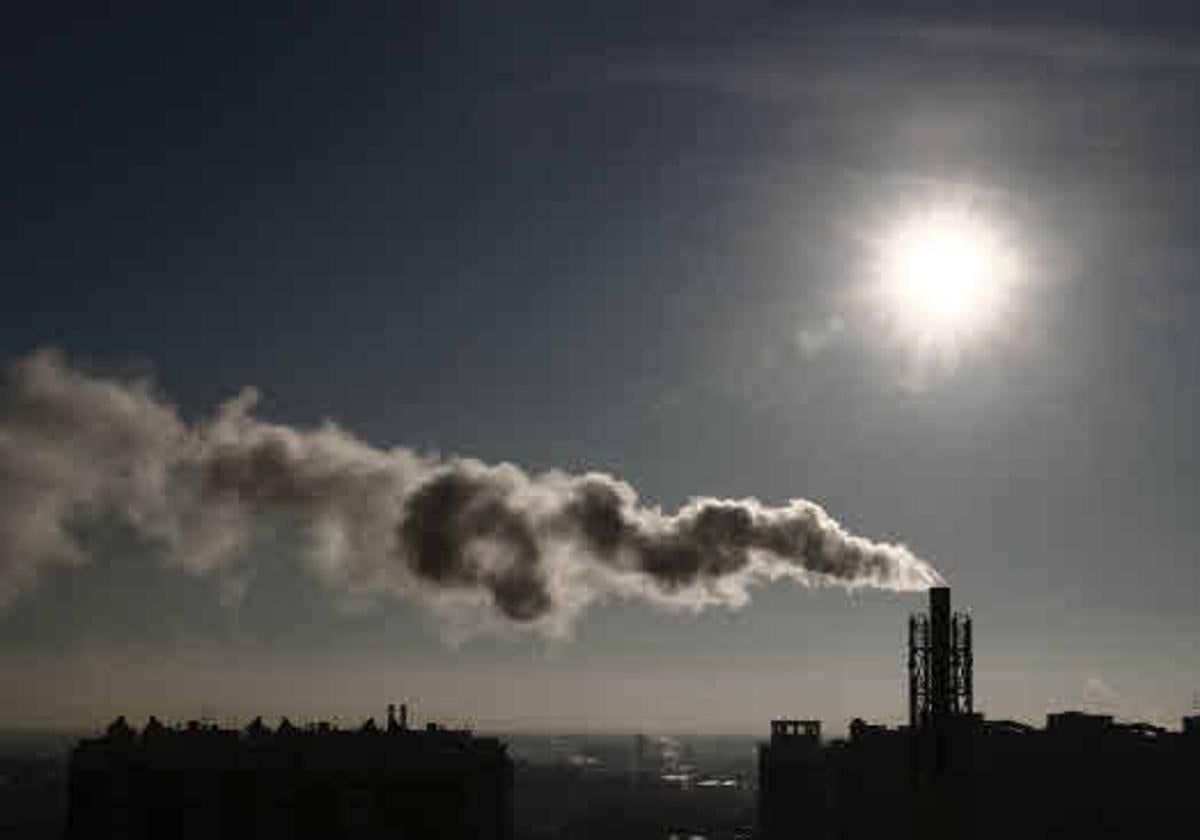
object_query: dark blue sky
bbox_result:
[3,2,1200,731]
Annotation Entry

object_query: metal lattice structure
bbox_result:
[908,587,973,728]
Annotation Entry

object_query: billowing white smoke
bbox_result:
[0,349,941,633]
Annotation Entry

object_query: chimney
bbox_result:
[387,703,397,732]
[400,703,408,730]
[929,586,952,720]
[909,586,973,728]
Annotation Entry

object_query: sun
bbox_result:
[874,207,1017,346]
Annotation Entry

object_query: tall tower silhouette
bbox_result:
[908,587,973,728]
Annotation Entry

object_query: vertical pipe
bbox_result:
[961,616,973,715]
[908,615,919,728]
[929,587,952,720]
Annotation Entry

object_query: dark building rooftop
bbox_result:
[67,706,513,840]
[760,587,1200,840]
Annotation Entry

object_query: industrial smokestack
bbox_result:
[929,586,953,720]
[0,348,943,633]
[909,586,973,728]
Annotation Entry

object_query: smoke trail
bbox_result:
[0,349,941,632]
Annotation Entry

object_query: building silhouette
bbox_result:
[757,720,825,839]
[759,587,1200,839]
[67,704,512,840]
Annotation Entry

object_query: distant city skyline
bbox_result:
[4,2,1200,732]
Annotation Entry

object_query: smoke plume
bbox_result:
[0,349,941,633]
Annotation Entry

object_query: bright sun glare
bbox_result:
[876,207,1017,346]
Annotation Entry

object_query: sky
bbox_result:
[3,1,1200,733]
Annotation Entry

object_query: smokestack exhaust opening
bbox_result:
[929,586,951,619]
